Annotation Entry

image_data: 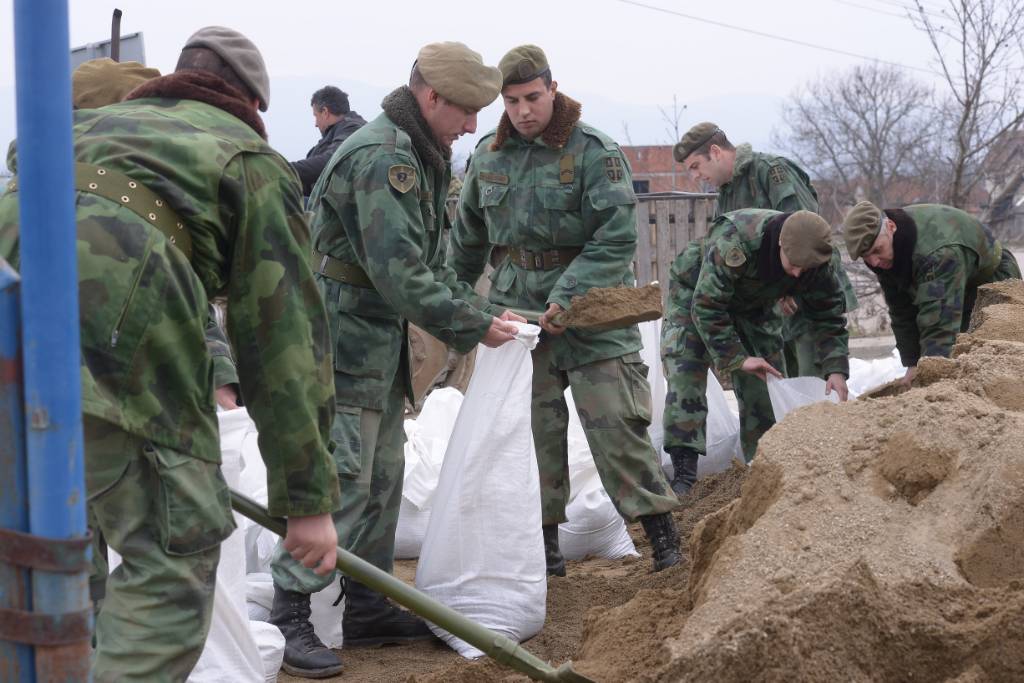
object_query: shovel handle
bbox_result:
[504,307,567,327]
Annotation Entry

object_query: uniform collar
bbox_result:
[380,86,448,171]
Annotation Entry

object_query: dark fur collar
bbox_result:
[125,71,267,139]
[381,86,448,171]
[875,208,918,283]
[490,92,582,151]
[757,212,790,282]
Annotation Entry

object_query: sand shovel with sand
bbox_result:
[506,282,663,331]
[231,491,596,683]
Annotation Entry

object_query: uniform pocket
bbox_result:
[331,406,364,478]
[145,444,235,557]
[621,352,653,424]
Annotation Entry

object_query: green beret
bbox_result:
[498,45,549,88]
[843,200,884,260]
[780,211,833,268]
[72,58,161,109]
[416,42,502,111]
[673,121,723,162]
[184,26,270,111]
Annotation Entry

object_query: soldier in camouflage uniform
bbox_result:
[663,123,856,494]
[268,42,520,677]
[664,209,851,469]
[450,45,681,576]
[843,201,1021,388]
[0,27,340,683]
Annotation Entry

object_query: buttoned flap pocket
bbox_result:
[146,444,235,557]
[478,183,510,208]
[331,406,365,478]
[586,183,636,212]
[621,352,653,424]
[539,185,581,212]
[420,198,438,232]
[488,262,518,294]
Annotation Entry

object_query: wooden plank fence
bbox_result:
[632,192,717,301]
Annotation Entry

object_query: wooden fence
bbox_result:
[632,192,718,300]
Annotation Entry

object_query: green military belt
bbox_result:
[6,162,193,261]
[311,250,375,288]
[503,245,582,271]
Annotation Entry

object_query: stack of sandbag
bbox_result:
[415,323,547,659]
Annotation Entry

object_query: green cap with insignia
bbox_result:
[673,121,723,162]
[780,211,833,268]
[72,58,161,110]
[843,200,885,260]
[498,45,550,88]
[416,42,502,111]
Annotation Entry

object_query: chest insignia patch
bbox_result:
[724,246,747,268]
[559,155,575,184]
[768,165,788,186]
[604,156,624,183]
[388,164,417,193]
[479,171,509,185]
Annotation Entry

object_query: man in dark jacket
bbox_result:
[290,85,366,195]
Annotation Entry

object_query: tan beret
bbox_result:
[184,26,270,111]
[673,121,723,162]
[72,58,161,109]
[498,44,549,88]
[843,200,884,260]
[780,211,833,268]
[416,42,501,111]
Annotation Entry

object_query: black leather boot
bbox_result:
[640,512,682,572]
[667,446,700,497]
[542,524,566,577]
[269,585,343,678]
[341,578,434,646]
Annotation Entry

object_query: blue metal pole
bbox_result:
[0,262,33,682]
[13,0,91,680]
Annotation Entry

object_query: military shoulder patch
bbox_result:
[724,246,747,268]
[768,164,788,186]
[604,156,624,183]
[388,164,417,193]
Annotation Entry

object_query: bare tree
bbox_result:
[658,94,687,190]
[620,121,634,147]
[911,0,1024,208]
[776,63,940,224]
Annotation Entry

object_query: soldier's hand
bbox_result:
[284,513,338,576]
[539,303,568,336]
[499,309,528,323]
[740,356,783,381]
[214,384,240,410]
[779,296,798,317]
[825,373,849,402]
[898,366,917,389]
[482,317,518,347]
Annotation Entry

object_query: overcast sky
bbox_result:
[1,0,952,170]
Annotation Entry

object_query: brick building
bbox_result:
[621,145,702,194]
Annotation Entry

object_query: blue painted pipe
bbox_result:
[12,0,90,680]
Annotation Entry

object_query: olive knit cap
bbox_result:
[498,45,550,87]
[780,211,834,268]
[183,26,270,111]
[843,200,885,260]
[673,121,722,162]
[72,58,161,109]
[416,42,502,110]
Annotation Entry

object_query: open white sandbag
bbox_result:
[639,319,667,455]
[766,375,842,422]
[700,371,745,476]
[415,323,546,659]
[848,347,905,396]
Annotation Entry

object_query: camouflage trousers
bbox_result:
[271,379,405,594]
[85,417,232,683]
[661,305,785,463]
[782,332,820,378]
[532,339,679,526]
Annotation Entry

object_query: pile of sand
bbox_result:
[573,280,1024,682]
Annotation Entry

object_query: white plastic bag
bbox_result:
[415,323,546,659]
[847,347,905,397]
[700,371,745,476]
[766,375,840,422]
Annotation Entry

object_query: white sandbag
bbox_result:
[766,375,841,422]
[700,371,745,476]
[415,323,546,659]
[402,387,464,508]
[394,497,432,560]
[639,319,667,455]
[848,347,905,396]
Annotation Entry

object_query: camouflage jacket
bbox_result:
[0,73,339,517]
[692,208,850,378]
[451,93,641,370]
[874,204,1009,366]
[308,86,495,410]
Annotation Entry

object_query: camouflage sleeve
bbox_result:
[913,246,973,361]
[449,162,492,289]
[432,222,501,317]
[221,151,339,518]
[796,260,850,378]
[205,304,239,388]
[339,153,492,353]
[547,147,637,310]
[762,160,818,213]
[664,239,705,329]
[691,235,749,375]
[880,281,922,367]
